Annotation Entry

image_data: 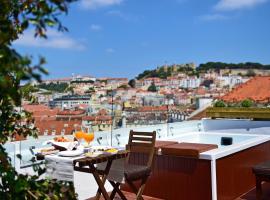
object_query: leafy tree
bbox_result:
[147,82,157,92]
[201,79,214,88]
[118,84,128,89]
[85,87,95,94]
[128,79,136,88]
[71,80,94,84]
[0,0,77,199]
[65,85,75,94]
[21,83,40,103]
[241,99,253,108]
[38,82,69,92]
[214,100,226,107]
[136,70,152,80]
[137,67,172,80]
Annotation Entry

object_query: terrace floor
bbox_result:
[87,183,270,200]
[87,191,163,200]
[235,182,270,200]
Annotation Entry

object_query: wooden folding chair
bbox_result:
[107,130,156,200]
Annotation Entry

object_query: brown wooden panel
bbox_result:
[123,153,212,200]
[216,141,270,200]
[154,140,178,154]
[154,141,178,149]
[161,142,218,158]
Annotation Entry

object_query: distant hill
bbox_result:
[197,62,270,72]
[136,63,196,80]
[136,62,270,79]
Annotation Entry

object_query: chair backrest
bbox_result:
[126,130,156,167]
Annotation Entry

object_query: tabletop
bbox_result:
[73,150,129,168]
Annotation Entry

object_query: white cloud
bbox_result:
[13,29,85,50]
[90,24,102,31]
[80,0,123,10]
[106,48,115,53]
[199,14,229,21]
[215,0,267,11]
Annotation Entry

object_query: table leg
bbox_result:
[93,160,113,200]
[256,177,262,200]
[109,181,128,200]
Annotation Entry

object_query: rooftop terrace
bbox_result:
[5,119,270,200]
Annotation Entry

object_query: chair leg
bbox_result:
[126,177,149,200]
[136,177,148,200]
[256,177,262,200]
[126,179,139,194]
[110,186,117,200]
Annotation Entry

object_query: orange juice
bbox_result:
[75,131,85,140]
[84,132,94,144]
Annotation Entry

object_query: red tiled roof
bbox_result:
[82,116,96,121]
[82,115,112,126]
[24,104,85,135]
[196,87,207,95]
[57,109,86,116]
[35,119,82,135]
[221,76,270,103]
[83,115,112,121]
[96,115,112,121]
[23,104,59,118]
[74,104,88,109]
[97,109,109,116]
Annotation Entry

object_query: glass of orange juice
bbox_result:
[75,130,85,145]
[83,132,94,147]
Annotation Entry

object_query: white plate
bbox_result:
[58,150,83,157]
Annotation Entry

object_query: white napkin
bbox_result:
[43,140,78,151]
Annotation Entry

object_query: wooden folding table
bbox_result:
[73,150,129,200]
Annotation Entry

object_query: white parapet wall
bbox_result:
[202,118,270,132]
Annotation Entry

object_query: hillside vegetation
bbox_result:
[38,82,69,92]
[197,62,270,71]
[136,62,270,79]
[137,64,196,80]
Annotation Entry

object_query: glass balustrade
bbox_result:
[5,120,201,169]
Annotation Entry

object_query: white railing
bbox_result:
[3,120,201,170]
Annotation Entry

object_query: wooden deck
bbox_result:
[88,183,270,200]
[87,191,163,200]
[235,182,270,200]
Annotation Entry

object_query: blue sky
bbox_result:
[14,0,270,79]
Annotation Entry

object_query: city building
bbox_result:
[82,109,112,131]
[124,106,168,126]
[49,95,91,109]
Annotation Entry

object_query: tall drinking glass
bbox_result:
[84,126,94,147]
